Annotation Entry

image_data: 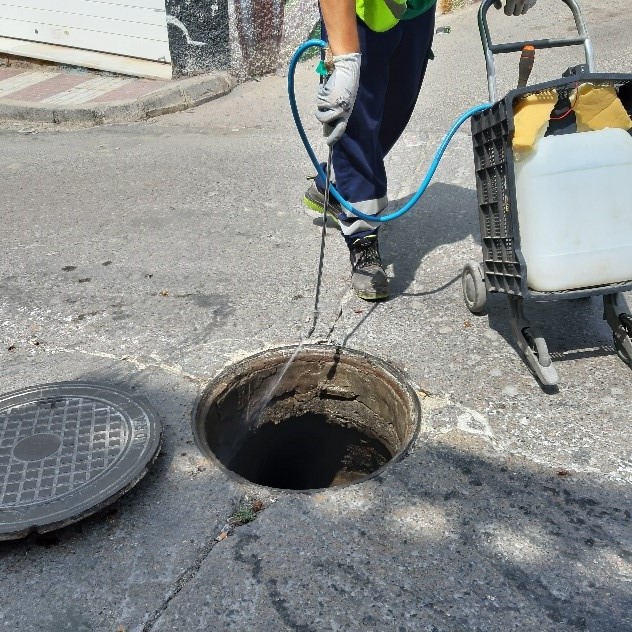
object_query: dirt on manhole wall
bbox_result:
[193,345,421,491]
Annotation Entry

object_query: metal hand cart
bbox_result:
[462,0,632,387]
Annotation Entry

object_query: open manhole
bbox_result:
[193,345,420,491]
[0,382,161,540]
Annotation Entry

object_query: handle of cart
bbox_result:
[461,0,632,387]
[478,0,595,102]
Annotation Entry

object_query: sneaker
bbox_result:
[303,182,342,226]
[348,234,389,301]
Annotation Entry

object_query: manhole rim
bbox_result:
[192,344,422,493]
[0,381,162,540]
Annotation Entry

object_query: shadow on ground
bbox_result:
[149,429,632,632]
[0,362,245,632]
[1,363,631,631]
[380,182,480,298]
[377,181,631,379]
[484,293,628,377]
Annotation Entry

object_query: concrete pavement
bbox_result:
[0,64,234,125]
[1,1,631,631]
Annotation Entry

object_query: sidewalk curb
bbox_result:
[0,71,236,125]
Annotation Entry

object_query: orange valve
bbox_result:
[518,45,536,88]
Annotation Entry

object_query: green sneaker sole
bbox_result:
[303,195,341,227]
[353,288,389,301]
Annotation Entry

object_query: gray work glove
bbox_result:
[493,0,537,16]
[315,53,361,146]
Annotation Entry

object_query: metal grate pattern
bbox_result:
[0,383,161,540]
[0,397,128,507]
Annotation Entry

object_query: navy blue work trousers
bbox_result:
[317,9,435,239]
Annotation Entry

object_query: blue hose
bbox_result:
[288,39,493,223]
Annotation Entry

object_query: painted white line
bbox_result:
[0,70,56,96]
[41,76,131,105]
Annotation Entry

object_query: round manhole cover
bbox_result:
[0,382,162,540]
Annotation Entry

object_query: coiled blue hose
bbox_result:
[288,38,493,223]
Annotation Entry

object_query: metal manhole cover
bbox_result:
[0,382,162,540]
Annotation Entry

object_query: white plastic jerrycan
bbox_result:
[514,127,632,292]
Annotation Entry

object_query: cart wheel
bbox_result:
[613,313,632,367]
[462,261,487,314]
[523,328,552,368]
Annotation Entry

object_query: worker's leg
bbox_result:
[314,17,403,241]
[321,19,409,300]
[379,10,435,157]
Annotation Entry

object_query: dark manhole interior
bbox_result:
[193,345,420,491]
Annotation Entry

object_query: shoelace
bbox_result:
[353,239,381,268]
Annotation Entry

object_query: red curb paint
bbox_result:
[0,67,29,81]
[5,73,90,101]
[86,79,162,103]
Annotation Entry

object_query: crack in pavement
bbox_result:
[141,498,271,631]
[140,530,223,632]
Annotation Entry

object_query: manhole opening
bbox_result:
[193,345,420,491]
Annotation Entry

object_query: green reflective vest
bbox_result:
[356,0,436,32]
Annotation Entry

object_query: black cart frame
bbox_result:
[462,0,632,386]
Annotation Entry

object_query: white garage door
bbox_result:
[0,0,171,63]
